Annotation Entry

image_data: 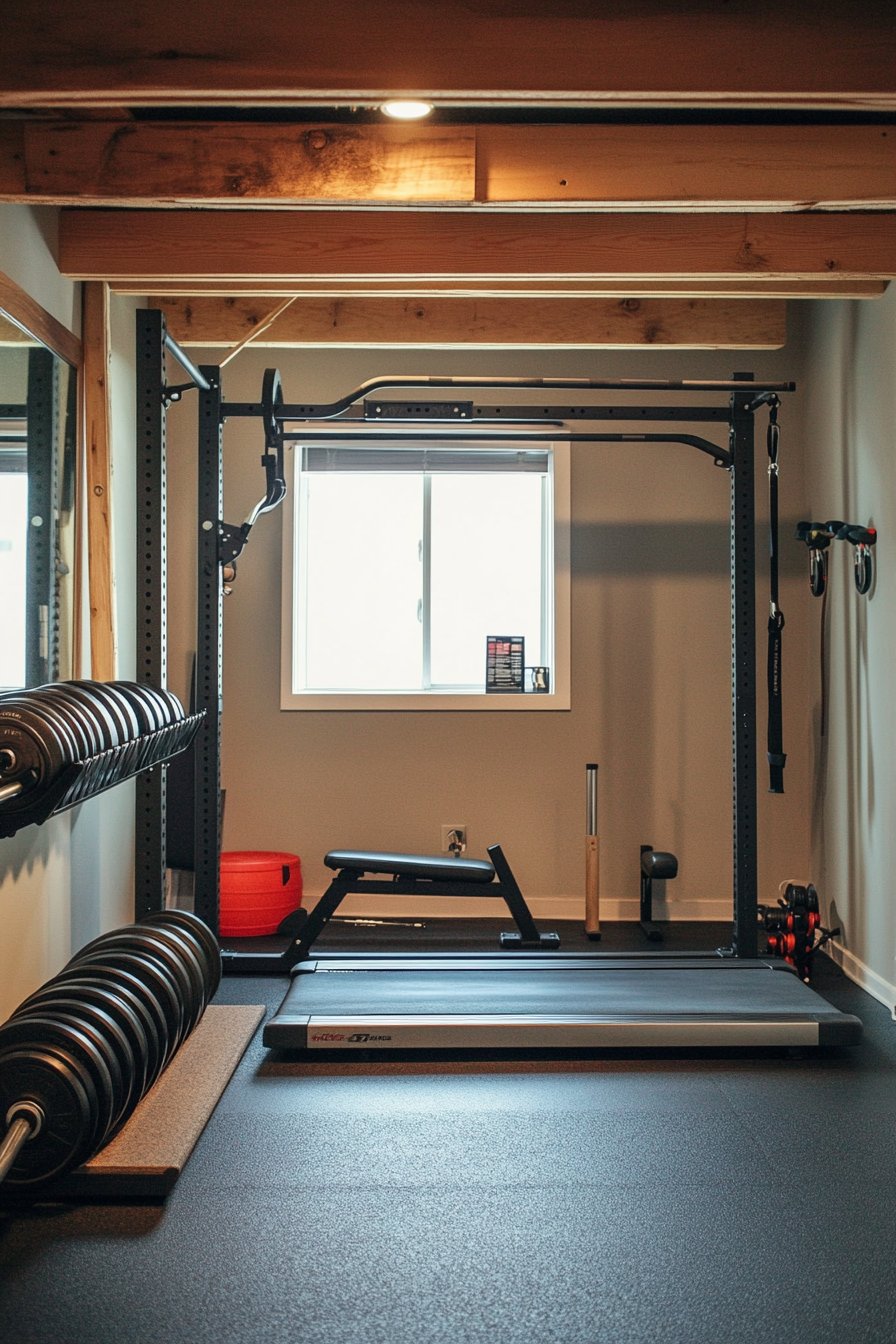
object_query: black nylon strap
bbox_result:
[766,400,786,793]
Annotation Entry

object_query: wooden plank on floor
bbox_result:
[1,1,894,109]
[152,295,787,349]
[60,210,896,283]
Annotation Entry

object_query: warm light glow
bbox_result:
[381,100,434,120]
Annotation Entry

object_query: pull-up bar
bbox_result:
[223,374,797,422]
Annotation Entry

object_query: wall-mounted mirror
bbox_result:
[0,310,78,691]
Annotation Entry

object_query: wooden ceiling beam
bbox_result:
[2,121,475,205]
[111,279,887,299]
[149,295,786,349]
[1,1,894,109]
[2,121,894,209]
[60,210,896,284]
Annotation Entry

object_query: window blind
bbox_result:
[300,446,550,474]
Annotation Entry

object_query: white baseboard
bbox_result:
[826,940,896,1021]
[306,893,733,922]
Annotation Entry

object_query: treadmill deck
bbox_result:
[264,956,862,1051]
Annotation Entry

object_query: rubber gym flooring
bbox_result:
[1,920,895,1344]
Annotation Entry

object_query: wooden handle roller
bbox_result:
[585,763,601,940]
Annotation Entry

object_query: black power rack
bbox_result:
[135,307,794,965]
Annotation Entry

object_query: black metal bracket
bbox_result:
[217,521,250,566]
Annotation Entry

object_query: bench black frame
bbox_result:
[279,844,561,965]
[134,306,795,967]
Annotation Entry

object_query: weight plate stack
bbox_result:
[0,902,218,1192]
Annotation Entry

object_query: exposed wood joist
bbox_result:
[60,210,896,284]
[0,269,81,366]
[82,282,117,680]
[150,295,787,349]
[112,279,888,299]
[1,1,894,109]
[1,121,894,210]
[0,122,475,206]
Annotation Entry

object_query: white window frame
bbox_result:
[280,440,570,711]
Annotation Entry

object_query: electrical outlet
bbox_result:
[441,825,467,856]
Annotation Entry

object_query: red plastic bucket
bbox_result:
[219,851,303,936]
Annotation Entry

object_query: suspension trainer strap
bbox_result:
[766,398,786,793]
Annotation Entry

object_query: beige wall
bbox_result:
[803,286,896,1012]
[166,331,811,920]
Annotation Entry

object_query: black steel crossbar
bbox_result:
[278,429,731,466]
[220,374,796,421]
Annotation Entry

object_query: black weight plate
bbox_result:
[0,699,76,777]
[69,681,129,745]
[52,963,164,1088]
[45,685,122,790]
[115,930,200,1034]
[40,686,104,756]
[129,924,207,1029]
[139,684,180,729]
[0,1015,117,1147]
[0,1045,99,1186]
[12,994,137,1128]
[36,687,123,795]
[116,683,165,732]
[151,686,186,724]
[10,1006,128,1139]
[142,909,221,999]
[16,979,149,1102]
[69,948,183,1064]
[16,690,84,761]
[73,928,198,1038]
[91,683,142,740]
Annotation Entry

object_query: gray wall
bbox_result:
[803,286,896,1011]
[166,332,811,919]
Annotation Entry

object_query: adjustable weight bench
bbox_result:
[278,844,560,968]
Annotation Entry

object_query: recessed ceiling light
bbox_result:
[381,100,434,120]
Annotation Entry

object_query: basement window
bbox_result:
[280,442,570,709]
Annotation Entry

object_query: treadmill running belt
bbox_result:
[264,960,862,1051]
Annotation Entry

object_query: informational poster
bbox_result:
[486,636,525,693]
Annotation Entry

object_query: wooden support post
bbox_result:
[82,281,116,679]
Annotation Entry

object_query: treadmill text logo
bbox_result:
[310,1033,346,1042]
[347,1033,393,1043]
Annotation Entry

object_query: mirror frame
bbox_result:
[0,268,82,687]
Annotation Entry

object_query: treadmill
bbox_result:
[265,953,861,1051]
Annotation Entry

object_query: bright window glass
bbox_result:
[428,473,545,687]
[291,450,552,695]
[298,472,423,690]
